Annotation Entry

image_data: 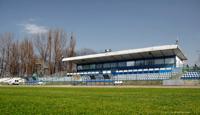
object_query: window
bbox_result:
[135,60,144,66]
[77,65,83,70]
[96,64,102,69]
[118,62,126,67]
[83,65,90,70]
[110,63,117,68]
[165,58,174,64]
[155,59,164,65]
[145,59,154,65]
[90,64,95,69]
[127,61,135,66]
[103,63,110,68]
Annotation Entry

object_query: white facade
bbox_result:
[176,56,184,67]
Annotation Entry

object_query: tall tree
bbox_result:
[47,30,52,74]
[19,38,35,77]
[9,41,20,76]
[67,32,76,72]
[0,29,71,77]
[0,33,13,77]
[34,34,49,63]
[76,48,97,56]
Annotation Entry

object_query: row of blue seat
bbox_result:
[181,72,200,80]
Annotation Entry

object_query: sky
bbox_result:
[0,0,200,65]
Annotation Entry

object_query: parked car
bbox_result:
[8,80,20,85]
[114,81,123,85]
[37,81,45,85]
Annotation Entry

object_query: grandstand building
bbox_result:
[62,45,187,84]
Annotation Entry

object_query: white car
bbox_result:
[114,81,123,85]
[8,80,20,85]
[37,81,45,85]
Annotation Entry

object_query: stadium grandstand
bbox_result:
[62,44,189,85]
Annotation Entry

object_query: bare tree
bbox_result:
[53,30,62,73]
[76,48,97,56]
[19,38,35,77]
[33,29,68,75]
[0,33,13,77]
[47,30,52,74]
[0,29,70,77]
[66,32,76,72]
[52,29,68,73]
[34,34,49,64]
[9,41,20,76]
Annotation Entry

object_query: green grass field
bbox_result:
[0,87,200,114]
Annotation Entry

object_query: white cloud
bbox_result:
[22,23,48,34]
[28,18,36,22]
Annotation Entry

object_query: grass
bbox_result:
[0,86,200,115]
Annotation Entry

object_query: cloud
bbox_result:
[28,18,36,22]
[23,23,48,34]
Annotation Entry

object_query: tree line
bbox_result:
[0,29,81,77]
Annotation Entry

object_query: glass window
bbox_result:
[77,65,83,70]
[110,63,117,68]
[83,65,90,70]
[96,64,102,69]
[86,65,90,69]
[82,65,86,70]
[118,62,126,67]
[145,59,154,65]
[155,59,164,65]
[135,60,144,66]
[165,58,174,64]
[103,63,110,68]
[127,61,135,66]
[90,64,95,69]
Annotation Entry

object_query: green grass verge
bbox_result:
[0,87,200,115]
